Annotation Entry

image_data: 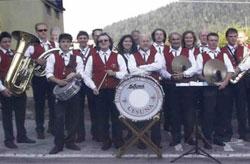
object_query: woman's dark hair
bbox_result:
[117,34,137,54]
[0,32,11,42]
[182,30,197,48]
[151,28,167,43]
[96,32,113,50]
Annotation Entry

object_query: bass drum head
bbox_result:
[115,75,164,122]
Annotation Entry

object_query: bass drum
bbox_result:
[115,75,164,122]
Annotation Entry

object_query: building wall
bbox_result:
[0,0,64,35]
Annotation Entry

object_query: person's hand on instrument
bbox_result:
[56,79,68,87]
[172,73,184,80]
[106,70,116,77]
[1,88,12,97]
[36,58,46,65]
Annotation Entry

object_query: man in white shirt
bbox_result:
[151,28,167,56]
[220,28,250,142]
[160,32,198,147]
[128,34,164,149]
[0,32,35,149]
[47,33,84,154]
[84,33,127,151]
[25,22,56,139]
[196,32,234,148]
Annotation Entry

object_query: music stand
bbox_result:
[170,82,221,164]
[117,114,162,158]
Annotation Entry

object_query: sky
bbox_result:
[64,0,177,38]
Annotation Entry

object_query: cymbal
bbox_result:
[172,56,191,73]
[203,59,227,84]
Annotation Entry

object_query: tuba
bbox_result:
[230,55,250,84]
[4,31,39,95]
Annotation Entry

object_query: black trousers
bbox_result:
[228,80,248,138]
[245,74,250,128]
[95,89,123,142]
[201,87,218,141]
[0,93,27,142]
[167,85,195,143]
[32,76,55,133]
[213,86,233,141]
[54,93,81,148]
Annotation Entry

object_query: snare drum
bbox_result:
[115,75,164,122]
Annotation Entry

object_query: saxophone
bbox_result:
[4,31,39,95]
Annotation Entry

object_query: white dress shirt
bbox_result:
[153,42,165,55]
[128,49,164,75]
[160,46,198,79]
[196,47,234,75]
[25,39,52,57]
[84,49,127,90]
[45,49,84,79]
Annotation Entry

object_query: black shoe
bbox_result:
[65,144,81,151]
[169,141,181,147]
[114,140,124,149]
[49,146,63,154]
[37,132,45,139]
[101,139,112,151]
[76,136,85,143]
[4,141,18,149]
[213,139,225,146]
[204,143,212,150]
[17,137,36,144]
[137,142,146,149]
[185,138,196,146]
[239,135,250,142]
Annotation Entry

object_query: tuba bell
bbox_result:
[4,31,39,95]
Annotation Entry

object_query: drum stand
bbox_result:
[117,114,162,158]
[170,97,221,164]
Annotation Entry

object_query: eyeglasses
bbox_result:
[98,39,109,43]
[37,29,48,32]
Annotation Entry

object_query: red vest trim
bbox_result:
[133,49,160,80]
[0,49,13,81]
[54,53,77,80]
[92,51,119,89]
[73,47,93,65]
[163,47,189,74]
[32,41,56,60]
[193,47,200,59]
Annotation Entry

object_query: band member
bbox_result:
[198,30,209,53]
[196,32,234,148]
[50,26,61,47]
[0,32,36,149]
[237,31,250,129]
[47,33,84,154]
[117,34,138,72]
[182,30,200,58]
[221,28,250,142]
[91,28,103,47]
[25,22,56,139]
[128,34,164,148]
[131,30,141,49]
[150,28,170,131]
[84,33,127,150]
[160,32,197,147]
[73,31,96,142]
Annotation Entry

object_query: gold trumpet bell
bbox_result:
[203,59,227,84]
[4,31,39,95]
[171,55,191,73]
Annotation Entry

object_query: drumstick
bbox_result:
[97,72,108,91]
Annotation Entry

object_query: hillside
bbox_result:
[103,0,250,42]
